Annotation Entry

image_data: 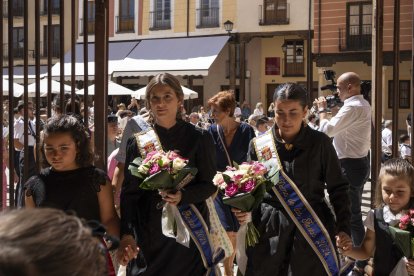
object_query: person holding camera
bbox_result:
[315,72,371,275]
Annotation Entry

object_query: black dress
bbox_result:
[121,120,217,276]
[24,166,109,221]
[245,126,351,276]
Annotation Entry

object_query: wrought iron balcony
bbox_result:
[3,0,24,17]
[149,10,171,30]
[196,7,219,28]
[281,59,305,77]
[41,41,60,58]
[116,15,135,33]
[40,4,60,16]
[3,43,29,59]
[259,3,289,25]
[339,26,372,51]
[80,18,96,35]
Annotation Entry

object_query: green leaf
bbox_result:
[128,164,145,179]
[131,157,143,166]
[232,161,240,170]
[222,173,232,184]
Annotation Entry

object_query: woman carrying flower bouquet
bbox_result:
[233,83,352,276]
[207,90,256,276]
[117,73,219,276]
[337,158,414,275]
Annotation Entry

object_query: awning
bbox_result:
[50,41,139,80]
[132,85,198,100]
[76,80,135,96]
[3,65,48,80]
[112,36,229,77]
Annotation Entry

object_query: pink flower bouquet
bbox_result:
[129,150,198,191]
[213,161,271,247]
[389,209,414,258]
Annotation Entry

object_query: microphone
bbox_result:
[320,84,337,91]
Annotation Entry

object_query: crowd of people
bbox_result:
[1,71,414,276]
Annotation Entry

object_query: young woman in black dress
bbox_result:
[117,73,218,276]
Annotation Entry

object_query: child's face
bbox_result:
[43,132,79,172]
[381,175,412,213]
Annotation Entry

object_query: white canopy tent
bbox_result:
[132,85,198,100]
[2,78,24,97]
[27,78,75,97]
[76,81,135,96]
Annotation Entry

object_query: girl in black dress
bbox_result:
[24,115,119,245]
[117,73,218,276]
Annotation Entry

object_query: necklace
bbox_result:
[285,143,293,151]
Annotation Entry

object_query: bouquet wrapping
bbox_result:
[213,161,273,247]
[389,209,414,258]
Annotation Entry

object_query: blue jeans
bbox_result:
[340,156,370,269]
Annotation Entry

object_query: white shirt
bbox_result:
[319,95,371,159]
[3,126,8,138]
[382,127,392,147]
[400,143,411,159]
[13,117,36,148]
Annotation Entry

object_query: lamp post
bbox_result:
[224,20,236,91]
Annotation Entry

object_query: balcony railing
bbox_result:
[282,59,305,76]
[196,7,219,28]
[3,0,24,17]
[3,42,60,59]
[80,18,96,35]
[42,41,60,58]
[339,26,372,51]
[259,3,289,25]
[40,5,60,16]
[116,15,135,33]
[3,43,29,59]
[149,10,171,30]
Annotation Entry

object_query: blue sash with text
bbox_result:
[178,204,224,276]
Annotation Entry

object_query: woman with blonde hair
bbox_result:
[118,73,219,275]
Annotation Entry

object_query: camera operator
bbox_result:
[314,72,371,274]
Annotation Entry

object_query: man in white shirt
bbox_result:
[315,72,371,273]
[381,120,392,162]
[13,101,36,207]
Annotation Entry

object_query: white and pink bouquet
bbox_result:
[389,209,414,258]
[129,150,198,192]
[213,161,271,247]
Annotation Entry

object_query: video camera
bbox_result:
[320,70,342,108]
[320,70,372,108]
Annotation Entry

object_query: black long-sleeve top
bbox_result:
[120,120,217,276]
[245,125,351,275]
[249,125,351,235]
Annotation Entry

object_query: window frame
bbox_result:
[283,40,305,77]
[388,80,411,109]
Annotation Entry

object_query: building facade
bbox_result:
[314,0,413,130]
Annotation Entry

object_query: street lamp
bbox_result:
[224,20,235,91]
[224,20,233,34]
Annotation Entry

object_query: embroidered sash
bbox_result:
[253,132,341,276]
[135,127,224,275]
